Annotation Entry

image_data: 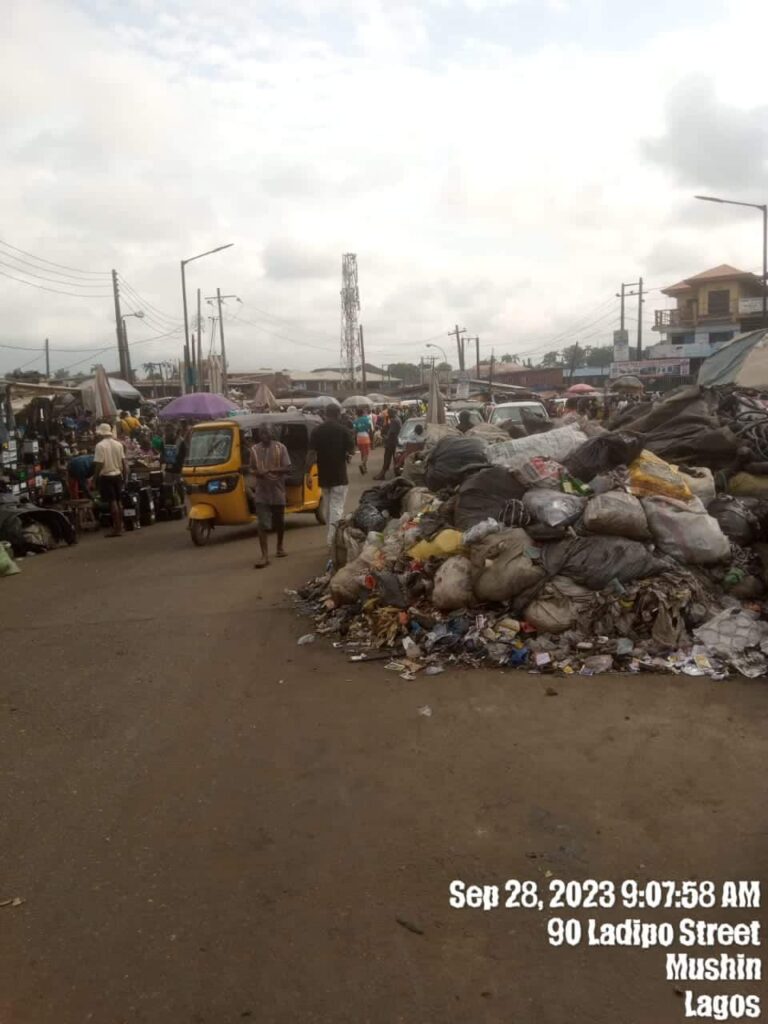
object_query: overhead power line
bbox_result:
[0,237,110,277]
[0,257,111,293]
[117,276,182,328]
[0,266,112,298]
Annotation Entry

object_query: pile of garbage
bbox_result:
[297,388,768,680]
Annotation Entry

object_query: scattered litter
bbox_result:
[0,897,25,908]
[424,665,445,675]
[417,705,433,717]
[297,634,315,646]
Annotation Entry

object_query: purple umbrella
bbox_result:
[158,392,240,420]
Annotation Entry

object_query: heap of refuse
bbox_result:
[297,386,768,679]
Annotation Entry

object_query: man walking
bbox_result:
[250,424,292,569]
[93,422,127,537]
[308,404,355,547]
[374,406,401,480]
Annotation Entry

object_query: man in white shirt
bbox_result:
[94,422,127,537]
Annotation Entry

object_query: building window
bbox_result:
[709,331,734,345]
[707,290,730,316]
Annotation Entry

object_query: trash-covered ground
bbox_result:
[297,386,768,680]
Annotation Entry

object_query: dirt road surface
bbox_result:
[2,449,767,1023]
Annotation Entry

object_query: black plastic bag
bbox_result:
[562,432,644,482]
[424,437,489,492]
[707,495,760,546]
[358,477,413,517]
[454,467,525,530]
[540,535,668,590]
[353,503,388,533]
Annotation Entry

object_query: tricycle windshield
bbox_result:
[186,428,233,467]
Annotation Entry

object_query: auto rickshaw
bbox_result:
[182,413,324,546]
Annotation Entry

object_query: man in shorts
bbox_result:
[93,422,127,537]
[250,423,292,568]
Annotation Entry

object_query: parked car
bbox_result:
[488,401,550,427]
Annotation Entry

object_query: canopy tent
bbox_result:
[697,329,768,389]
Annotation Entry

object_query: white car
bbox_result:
[489,401,550,427]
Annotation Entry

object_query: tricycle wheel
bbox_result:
[190,519,213,546]
[314,505,326,525]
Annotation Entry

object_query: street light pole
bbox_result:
[427,342,448,364]
[695,195,768,328]
[181,243,234,391]
[120,311,145,383]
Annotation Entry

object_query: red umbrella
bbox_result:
[564,383,596,396]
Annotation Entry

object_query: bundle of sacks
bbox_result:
[307,423,768,678]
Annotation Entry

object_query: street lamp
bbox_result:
[120,310,145,382]
[694,195,767,327]
[427,342,448,365]
[181,244,234,388]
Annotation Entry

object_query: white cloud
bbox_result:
[2,0,768,375]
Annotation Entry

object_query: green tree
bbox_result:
[540,350,562,367]
[561,344,587,369]
[585,345,614,367]
[500,353,517,363]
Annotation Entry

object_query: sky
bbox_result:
[1,0,768,377]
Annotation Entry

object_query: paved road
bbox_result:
[2,450,767,1023]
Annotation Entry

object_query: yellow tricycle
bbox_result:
[182,413,324,546]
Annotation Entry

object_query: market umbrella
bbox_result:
[610,374,644,392]
[158,392,240,420]
[366,393,389,404]
[697,329,768,388]
[80,365,118,418]
[564,382,596,396]
[426,368,446,425]
[305,395,340,411]
[250,382,278,411]
[341,394,372,408]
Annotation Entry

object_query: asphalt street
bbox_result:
[1,448,767,1024]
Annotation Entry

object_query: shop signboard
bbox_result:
[610,358,690,378]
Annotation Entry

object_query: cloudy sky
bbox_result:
[1,0,767,376]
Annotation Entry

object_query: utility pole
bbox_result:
[472,336,480,379]
[205,290,240,395]
[196,288,202,386]
[111,269,125,378]
[359,325,367,393]
[619,280,643,359]
[568,341,580,380]
[449,324,467,371]
[489,351,495,397]
[217,288,227,395]
[44,338,49,378]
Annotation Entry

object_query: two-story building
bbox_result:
[649,264,766,363]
